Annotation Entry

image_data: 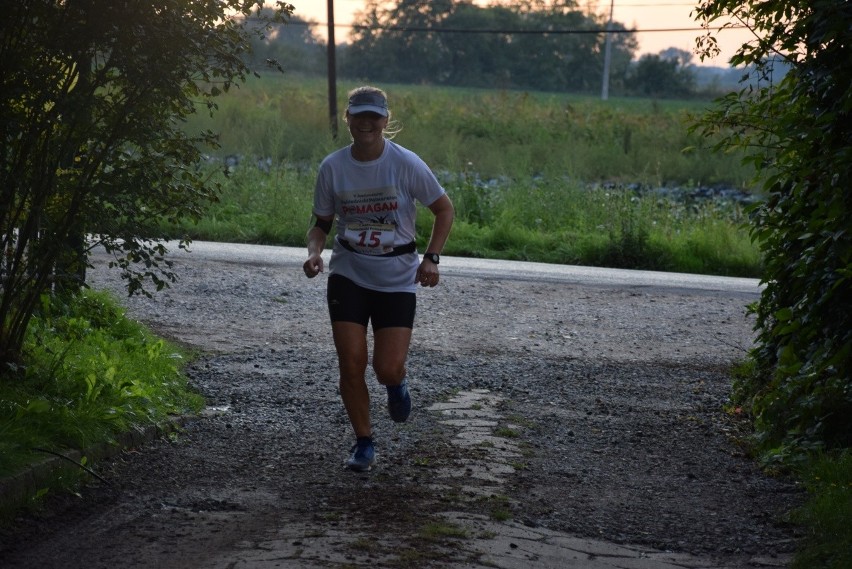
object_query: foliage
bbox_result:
[168,163,318,245]
[244,10,326,74]
[184,75,753,185]
[167,161,759,277]
[790,451,852,569]
[342,0,638,94]
[432,178,758,276]
[694,0,852,460]
[0,289,203,478]
[174,75,759,276]
[626,52,697,99]
[0,0,292,368]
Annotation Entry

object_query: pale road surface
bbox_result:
[175,241,761,294]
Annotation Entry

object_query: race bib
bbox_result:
[343,222,397,255]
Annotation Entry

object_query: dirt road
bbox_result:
[0,244,801,568]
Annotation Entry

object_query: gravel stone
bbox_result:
[0,247,803,568]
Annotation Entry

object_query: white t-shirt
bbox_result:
[313,140,446,293]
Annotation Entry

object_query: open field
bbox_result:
[170,76,761,277]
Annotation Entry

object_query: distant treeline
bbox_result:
[248,1,788,99]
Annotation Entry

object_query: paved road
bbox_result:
[175,240,762,295]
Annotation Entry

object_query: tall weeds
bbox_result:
[175,75,760,276]
[0,291,202,478]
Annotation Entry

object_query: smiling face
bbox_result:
[346,111,389,160]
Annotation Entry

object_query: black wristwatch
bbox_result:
[423,252,440,265]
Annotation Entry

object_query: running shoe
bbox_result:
[346,437,376,472]
[387,379,411,423]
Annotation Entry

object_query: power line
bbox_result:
[333,0,701,6]
[612,2,698,6]
[349,25,733,34]
[285,20,741,35]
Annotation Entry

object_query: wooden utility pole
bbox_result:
[327,0,338,138]
[601,0,614,101]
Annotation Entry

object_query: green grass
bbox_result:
[173,75,761,277]
[164,164,760,277]
[167,164,316,244]
[419,521,469,541]
[0,290,203,481]
[791,452,852,569]
[494,426,520,438]
[187,75,751,186]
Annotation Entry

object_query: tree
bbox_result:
[343,0,636,94]
[693,0,852,459]
[345,0,454,84]
[438,2,518,88]
[508,3,631,93]
[0,0,292,369]
[625,50,697,98]
[245,10,325,75]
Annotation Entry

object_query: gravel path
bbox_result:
[0,245,802,568]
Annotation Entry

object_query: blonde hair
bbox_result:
[345,85,402,139]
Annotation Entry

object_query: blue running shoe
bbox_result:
[346,437,376,472]
[387,379,411,423]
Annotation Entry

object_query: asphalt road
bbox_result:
[171,240,762,296]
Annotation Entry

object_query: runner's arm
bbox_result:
[303,214,334,278]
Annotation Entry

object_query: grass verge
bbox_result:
[163,164,761,278]
[0,289,203,519]
[169,75,762,277]
[791,451,852,569]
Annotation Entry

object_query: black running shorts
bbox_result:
[327,274,416,329]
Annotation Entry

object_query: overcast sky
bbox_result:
[291,0,754,67]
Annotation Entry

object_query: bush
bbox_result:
[0,290,203,478]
